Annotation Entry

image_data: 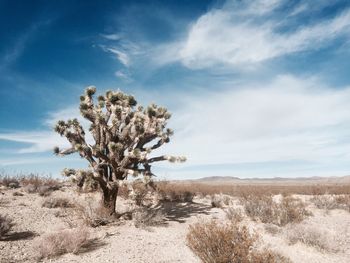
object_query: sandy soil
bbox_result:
[0,187,349,263]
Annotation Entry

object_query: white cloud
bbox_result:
[0,131,69,154]
[101,33,121,40]
[158,75,350,170]
[107,48,130,67]
[3,75,350,177]
[100,45,130,67]
[115,70,132,81]
[0,107,85,154]
[154,0,350,69]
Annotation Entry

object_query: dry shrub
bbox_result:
[187,220,290,263]
[22,176,61,196]
[225,207,244,222]
[20,174,61,188]
[73,202,112,227]
[131,181,151,206]
[211,194,231,208]
[34,227,90,258]
[0,214,14,239]
[133,207,166,228]
[286,224,337,252]
[153,181,350,197]
[156,181,195,202]
[311,194,350,212]
[241,195,311,226]
[0,176,20,188]
[42,197,74,208]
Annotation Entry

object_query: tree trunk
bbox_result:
[102,186,118,215]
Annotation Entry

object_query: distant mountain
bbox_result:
[194,176,240,182]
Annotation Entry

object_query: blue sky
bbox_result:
[1,0,350,179]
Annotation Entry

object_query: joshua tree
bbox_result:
[54,86,185,214]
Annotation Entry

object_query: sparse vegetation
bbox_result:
[286,224,338,252]
[187,219,290,263]
[34,227,90,258]
[0,214,15,239]
[311,194,350,212]
[73,202,113,227]
[151,181,350,197]
[211,194,231,208]
[225,207,244,222]
[0,173,62,193]
[42,197,74,209]
[133,207,165,228]
[241,195,311,226]
[156,180,195,202]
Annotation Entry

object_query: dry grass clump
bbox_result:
[211,194,231,208]
[225,207,244,222]
[286,224,337,252]
[34,227,90,259]
[42,197,74,209]
[0,173,62,193]
[241,195,311,226]
[73,202,113,227]
[187,220,290,263]
[311,194,350,212]
[0,176,20,188]
[19,174,62,196]
[133,207,166,228]
[0,214,15,239]
[156,181,195,202]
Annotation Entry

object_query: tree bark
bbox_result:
[102,186,118,215]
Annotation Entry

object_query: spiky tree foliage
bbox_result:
[54,86,185,214]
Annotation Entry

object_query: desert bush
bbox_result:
[311,195,350,212]
[241,195,311,226]
[225,207,244,222]
[130,181,151,206]
[73,202,112,227]
[22,175,61,195]
[42,197,74,209]
[34,227,90,258]
[20,174,61,188]
[133,207,165,228]
[211,194,231,208]
[187,220,290,263]
[0,214,14,239]
[286,224,337,252]
[156,181,195,202]
[0,176,20,188]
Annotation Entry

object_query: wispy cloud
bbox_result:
[0,131,69,154]
[0,19,52,72]
[153,0,350,69]
[160,75,350,170]
[2,74,350,177]
[100,45,130,67]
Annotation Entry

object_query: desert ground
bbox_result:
[0,175,350,263]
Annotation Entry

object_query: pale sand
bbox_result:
[0,187,349,263]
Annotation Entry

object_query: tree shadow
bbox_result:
[1,230,37,241]
[79,238,107,254]
[156,201,213,223]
